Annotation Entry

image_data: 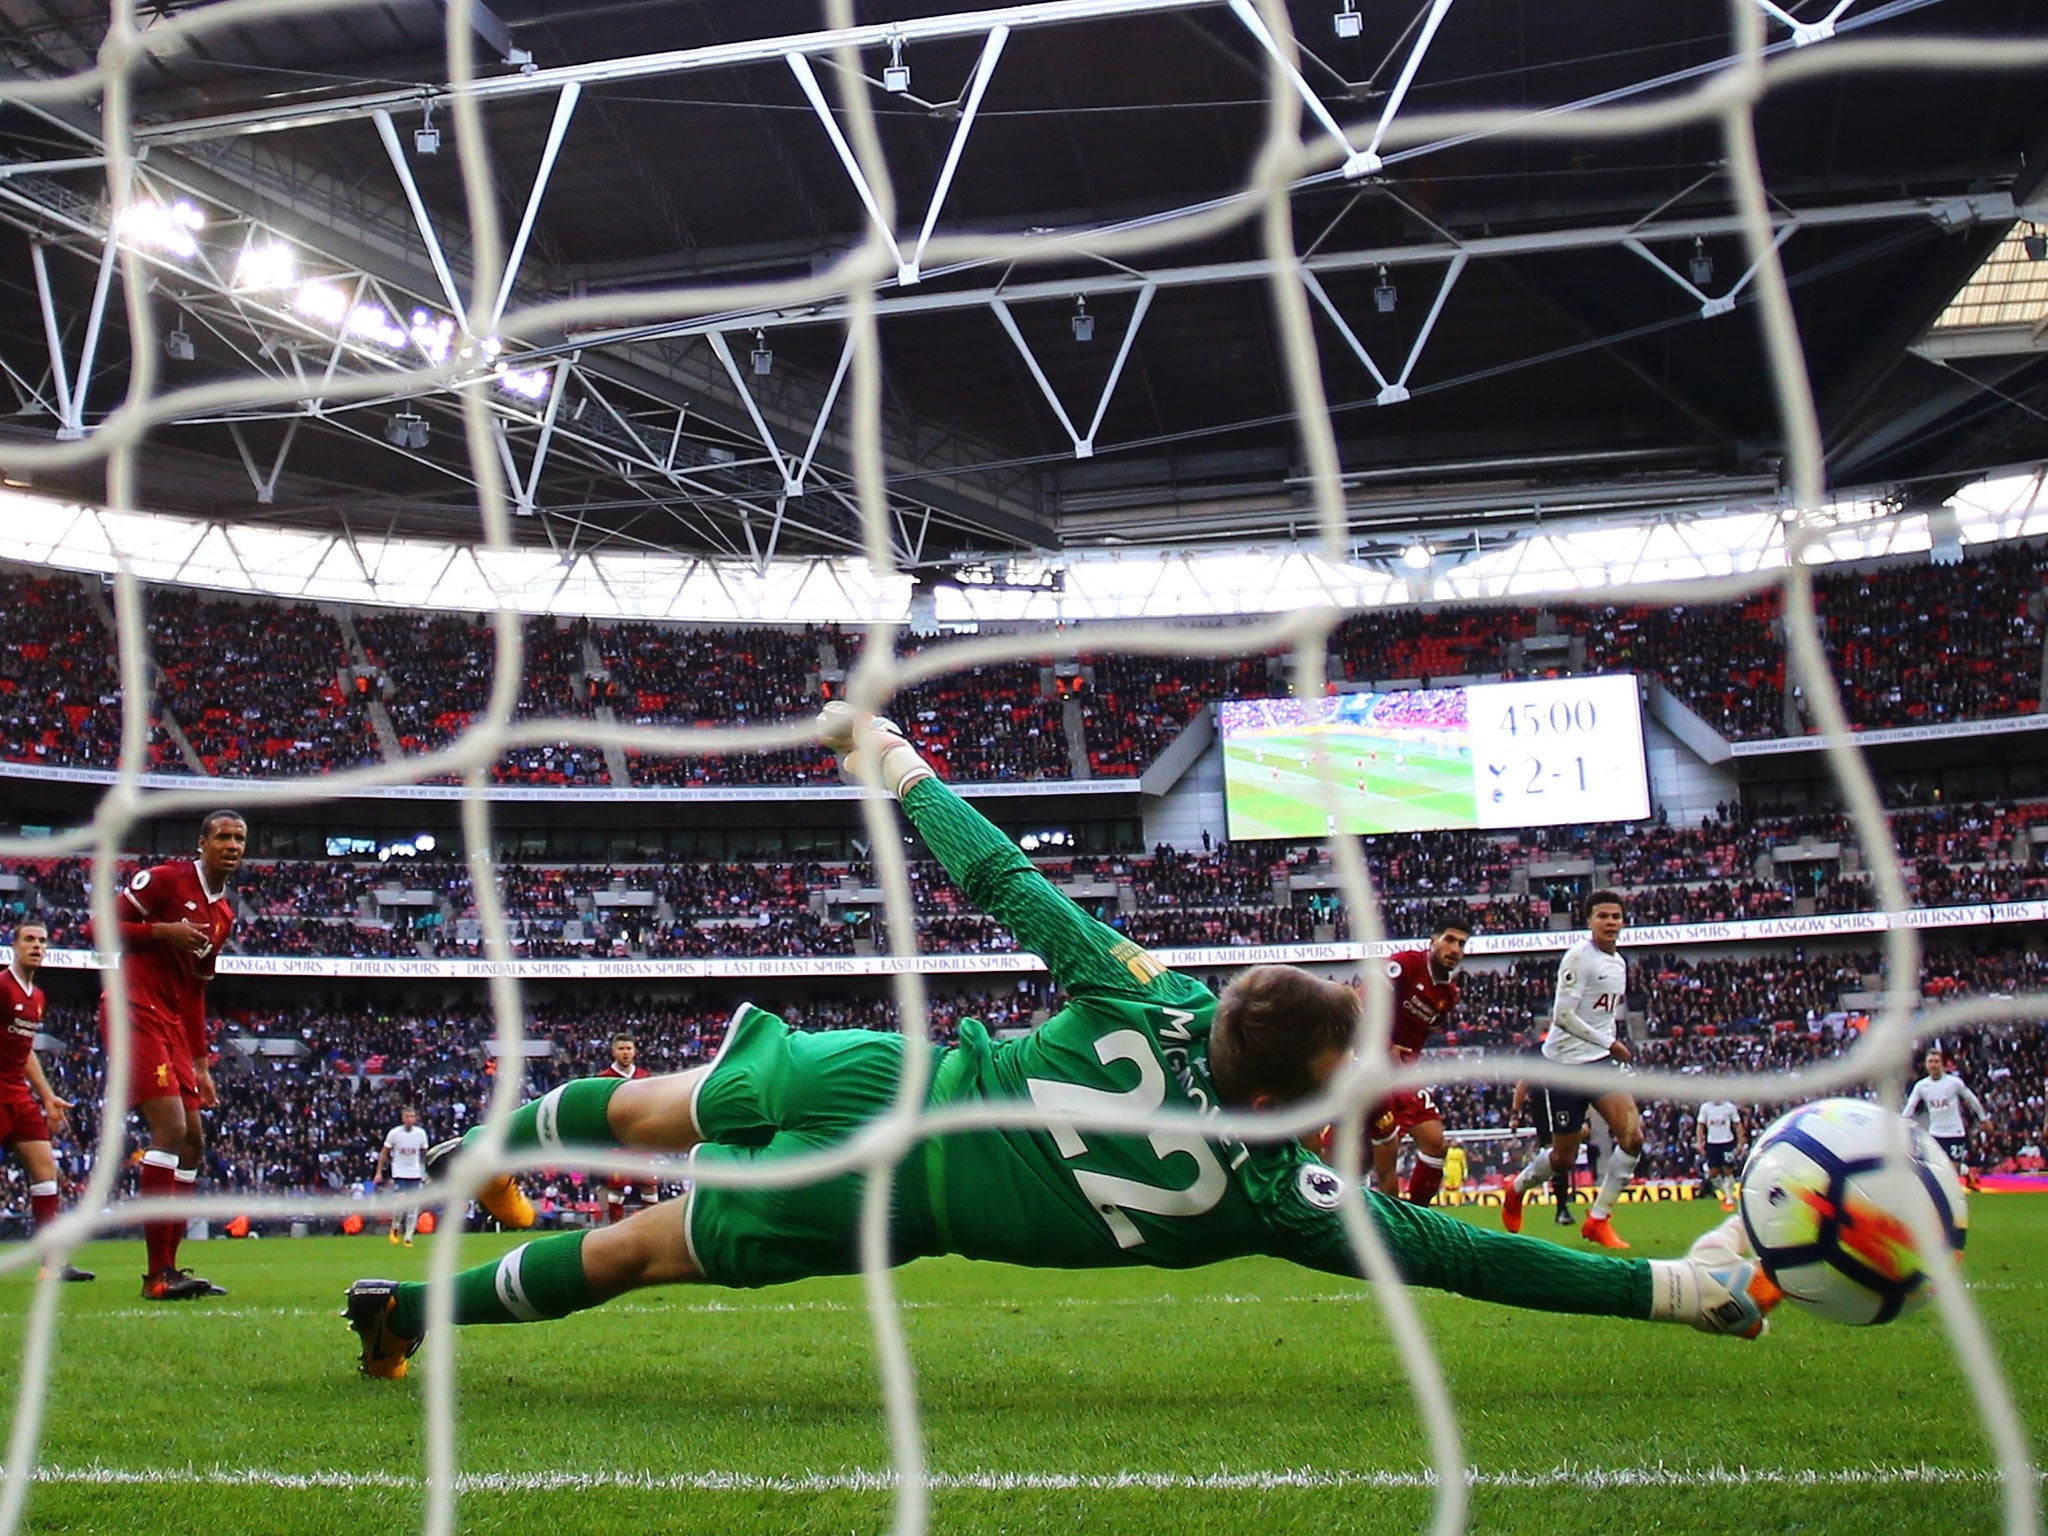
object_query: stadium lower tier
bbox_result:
[8,935,2041,1212]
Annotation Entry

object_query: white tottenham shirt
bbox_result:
[383,1124,430,1180]
[1543,938,1629,1066]
[1901,1075,1986,1139]
[1698,1100,1742,1144]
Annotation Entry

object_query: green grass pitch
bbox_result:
[1,1200,2040,1535]
[1223,735,1476,840]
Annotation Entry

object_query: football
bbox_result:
[1739,1097,1969,1326]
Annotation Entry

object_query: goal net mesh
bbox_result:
[0,4,2041,1535]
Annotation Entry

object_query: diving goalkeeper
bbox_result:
[346,705,1778,1378]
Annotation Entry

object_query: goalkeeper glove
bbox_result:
[817,701,934,797]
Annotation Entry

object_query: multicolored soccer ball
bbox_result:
[1738,1097,1968,1326]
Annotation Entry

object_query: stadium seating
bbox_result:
[3,797,2041,963]
[20,942,2040,1202]
[0,542,2041,782]
[145,588,379,777]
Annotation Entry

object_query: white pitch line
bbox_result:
[21,1464,2043,1495]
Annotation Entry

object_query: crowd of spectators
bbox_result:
[1805,542,2048,734]
[146,588,378,777]
[1081,650,1275,778]
[0,568,135,770]
[500,618,606,786]
[1331,606,1534,684]
[355,610,492,759]
[10,936,2039,1209]
[602,622,833,786]
[883,639,1072,782]
[1570,594,1787,740]
[1,543,2042,785]
[1,796,2042,964]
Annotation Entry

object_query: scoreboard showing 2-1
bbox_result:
[1465,675,1650,829]
[1216,674,1651,841]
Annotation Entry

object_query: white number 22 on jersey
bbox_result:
[1026,1029,1227,1250]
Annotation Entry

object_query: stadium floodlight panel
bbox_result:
[116,199,205,259]
[493,363,553,402]
[233,242,297,291]
[1334,0,1362,36]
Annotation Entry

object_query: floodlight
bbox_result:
[164,328,196,362]
[1335,0,1362,37]
[415,106,440,155]
[2026,227,2047,262]
[1690,237,1715,287]
[1072,296,1094,342]
[883,37,910,93]
[1402,542,1432,570]
[233,242,296,291]
[1373,266,1397,313]
[751,330,773,376]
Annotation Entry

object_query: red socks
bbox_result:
[28,1180,59,1232]
[139,1151,179,1273]
[1406,1156,1445,1207]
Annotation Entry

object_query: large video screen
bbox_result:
[1218,674,1650,840]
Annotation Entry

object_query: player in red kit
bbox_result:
[101,809,244,1301]
[1363,916,1469,1206]
[596,1035,657,1224]
[2,922,93,1282]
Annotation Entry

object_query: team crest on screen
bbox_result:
[1297,1164,1344,1210]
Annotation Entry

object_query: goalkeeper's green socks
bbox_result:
[388,1230,596,1336]
[463,1077,626,1157]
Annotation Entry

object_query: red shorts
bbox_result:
[0,1094,49,1146]
[1370,1087,1441,1144]
[103,1013,199,1110]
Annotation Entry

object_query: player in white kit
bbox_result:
[376,1106,431,1245]
[1901,1049,1987,1188]
[1502,891,1644,1249]
[1695,1099,1747,1211]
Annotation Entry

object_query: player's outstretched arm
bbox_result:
[821,703,1192,1000]
[1275,1184,1778,1338]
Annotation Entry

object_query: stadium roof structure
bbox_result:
[0,0,2045,585]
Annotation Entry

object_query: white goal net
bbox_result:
[0,4,2042,1536]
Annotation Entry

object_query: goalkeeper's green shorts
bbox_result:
[685,1004,948,1288]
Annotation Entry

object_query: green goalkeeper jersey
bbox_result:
[903,779,1358,1278]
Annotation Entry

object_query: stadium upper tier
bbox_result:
[7,801,2042,964]
[0,538,2042,786]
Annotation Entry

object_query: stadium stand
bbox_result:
[144,588,378,778]
[0,543,2042,781]
[0,797,2041,961]
[12,941,2038,1206]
